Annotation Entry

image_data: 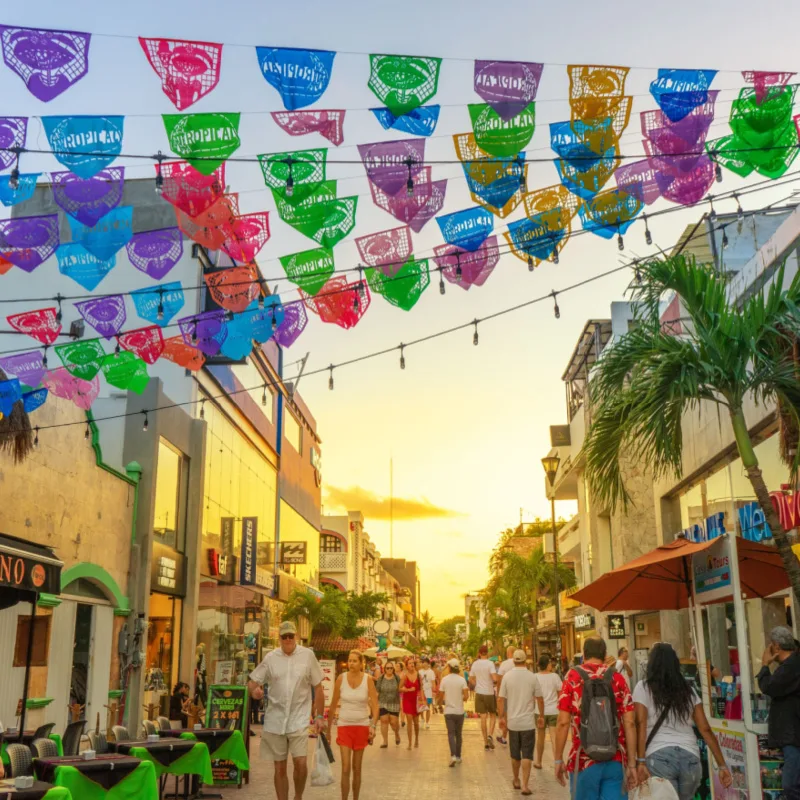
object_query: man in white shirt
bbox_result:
[616,646,633,689]
[534,653,563,768]
[498,650,544,796]
[248,621,325,800]
[438,658,469,767]
[419,657,437,729]
[496,645,517,745]
[469,645,498,750]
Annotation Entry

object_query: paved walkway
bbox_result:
[227,714,569,799]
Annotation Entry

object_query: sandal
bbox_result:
[513,781,521,790]
[380,744,388,748]
[533,763,542,770]
[395,735,401,745]
[522,790,533,796]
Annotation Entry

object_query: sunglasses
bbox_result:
[280,634,295,640]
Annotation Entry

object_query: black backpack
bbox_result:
[576,666,620,763]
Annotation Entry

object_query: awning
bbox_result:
[0,532,62,606]
[570,535,788,612]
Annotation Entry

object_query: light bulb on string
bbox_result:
[708,196,717,221]
[199,399,205,419]
[735,193,744,232]
[142,411,149,432]
[399,344,406,370]
[722,228,729,249]
[643,213,652,246]
[328,365,334,391]
[55,293,64,324]
[154,151,165,194]
[33,427,40,448]
[439,269,446,295]
[473,319,479,346]
[84,422,91,441]
[271,307,277,331]
[517,156,527,193]
[114,342,121,357]
[527,254,534,272]
[356,266,366,299]
[191,323,198,344]
[41,346,48,368]
[635,263,642,284]
[262,384,269,407]
[552,291,560,319]
[156,287,165,321]
[284,156,294,198]
[352,292,360,313]
[617,230,624,251]
[455,253,462,279]
[8,147,21,191]
[258,279,265,310]
[715,163,723,183]
[552,246,559,265]
[405,157,415,196]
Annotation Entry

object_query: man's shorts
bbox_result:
[260,728,308,761]
[509,729,535,761]
[426,697,433,706]
[475,693,497,715]
[538,713,558,726]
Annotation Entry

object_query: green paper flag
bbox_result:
[468,102,536,158]
[366,257,430,311]
[258,148,327,204]
[279,247,335,296]
[368,54,442,117]
[163,113,241,175]
[55,339,106,381]
[710,127,799,180]
[729,85,797,147]
[273,181,358,248]
[100,351,150,394]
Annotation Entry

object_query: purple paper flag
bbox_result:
[614,159,665,206]
[0,214,59,272]
[407,179,447,233]
[0,26,91,102]
[358,139,426,196]
[355,225,413,274]
[74,295,127,339]
[655,154,716,206]
[433,237,500,290]
[126,227,184,280]
[474,60,544,120]
[0,351,46,388]
[272,299,308,348]
[369,166,435,225]
[178,310,228,356]
[0,117,27,171]
[51,167,125,227]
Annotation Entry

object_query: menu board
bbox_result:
[206,684,248,786]
[319,659,336,707]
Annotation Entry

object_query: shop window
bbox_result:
[284,412,302,454]
[232,359,274,425]
[154,439,187,551]
[14,615,51,667]
[146,593,182,698]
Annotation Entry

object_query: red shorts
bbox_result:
[337,725,370,751]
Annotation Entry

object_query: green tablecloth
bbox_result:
[178,730,250,771]
[40,788,72,800]
[127,742,213,786]
[43,761,157,800]
[1,734,64,765]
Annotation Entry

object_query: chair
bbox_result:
[157,716,172,732]
[87,730,108,754]
[31,738,59,759]
[142,719,158,737]
[5,744,32,777]
[31,723,55,741]
[62,719,86,756]
[111,725,130,743]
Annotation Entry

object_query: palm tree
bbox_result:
[582,255,800,601]
[419,610,434,641]
[282,587,350,637]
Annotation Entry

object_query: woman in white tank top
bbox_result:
[327,650,380,800]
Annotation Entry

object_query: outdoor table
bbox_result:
[158,729,249,772]
[1,734,63,765]
[0,779,71,800]
[113,740,213,787]
[33,754,158,800]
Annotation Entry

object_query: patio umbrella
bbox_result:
[363,645,413,660]
[570,535,788,611]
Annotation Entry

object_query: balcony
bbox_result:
[320,552,348,572]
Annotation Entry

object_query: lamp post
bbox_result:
[541,454,562,672]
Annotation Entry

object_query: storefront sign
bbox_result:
[220,516,235,557]
[738,501,772,542]
[0,536,61,595]
[151,542,186,596]
[207,549,238,584]
[240,517,256,585]
[692,536,732,603]
[550,425,571,446]
[607,614,626,639]
[256,567,275,593]
[281,541,307,564]
[206,685,248,786]
[712,728,749,799]
[319,659,336,707]
[682,511,726,543]
[561,586,581,610]
[575,613,595,631]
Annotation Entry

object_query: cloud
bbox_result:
[323,485,464,521]
[457,552,486,559]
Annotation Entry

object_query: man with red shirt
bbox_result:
[553,637,638,799]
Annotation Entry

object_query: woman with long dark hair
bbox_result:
[634,643,733,800]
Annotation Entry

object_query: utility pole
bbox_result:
[542,455,562,673]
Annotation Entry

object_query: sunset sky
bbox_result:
[6,0,800,617]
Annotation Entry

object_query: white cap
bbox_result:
[513,649,527,663]
[447,658,459,668]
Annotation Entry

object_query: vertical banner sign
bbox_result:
[607,614,626,639]
[220,516,234,557]
[692,536,732,604]
[240,517,256,585]
[206,685,248,786]
[712,729,748,799]
[319,659,336,707]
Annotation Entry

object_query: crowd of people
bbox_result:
[248,619,790,800]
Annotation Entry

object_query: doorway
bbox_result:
[70,604,93,709]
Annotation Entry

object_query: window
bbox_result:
[14,614,51,667]
[153,439,185,551]
[284,412,302,454]
[232,359,274,424]
[321,534,342,553]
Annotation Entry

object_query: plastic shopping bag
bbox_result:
[629,777,679,800]
[417,691,428,715]
[311,735,335,787]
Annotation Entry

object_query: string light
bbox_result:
[271,306,278,331]
[517,156,527,192]
[454,252,462,279]
[33,427,39,448]
[8,147,21,191]
[41,345,48,368]
[154,150,165,194]
[635,263,642,284]
[527,254,534,272]
[708,196,717,221]
[142,410,149,432]
[405,157,415,196]
[191,323,198,344]
[55,294,64,324]
[328,365,334,391]
[156,286,165,321]
[722,227,729,249]
[643,213,653,246]
[199,398,205,419]
[284,155,294,198]
[552,246,559,265]
[439,268,446,295]
[114,342,121,356]
[715,163,723,183]
[617,229,624,251]
[552,291,560,319]
[84,422,91,441]
[261,384,269,406]
[399,343,405,370]
[473,319,479,346]
[352,292,359,312]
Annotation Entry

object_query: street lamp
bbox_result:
[541,454,562,672]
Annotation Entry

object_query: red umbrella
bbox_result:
[570,535,789,611]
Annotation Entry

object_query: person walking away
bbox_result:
[634,642,732,800]
[470,645,498,750]
[533,654,563,769]
[553,636,638,799]
[758,625,800,795]
[495,646,517,745]
[327,650,379,800]
[498,649,544,795]
[375,661,402,747]
[420,658,437,729]
[400,657,422,749]
[438,658,469,767]
[616,648,633,690]
[248,621,325,800]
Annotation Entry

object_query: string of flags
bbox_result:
[2,22,800,425]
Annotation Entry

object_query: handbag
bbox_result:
[416,688,427,715]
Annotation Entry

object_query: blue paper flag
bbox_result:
[371,105,440,137]
[22,387,48,413]
[68,205,133,261]
[0,377,21,416]
[649,69,718,123]
[507,216,566,261]
[0,173,40,207]
[219,313,256,361]
[578,190,643,239]
[462,152,525,211]
[41,115,124,179]
[255,47,336,110]
[56,243,116,290]
[436,207,494,252]
[550,119,617,170]
[131,281,185,327]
